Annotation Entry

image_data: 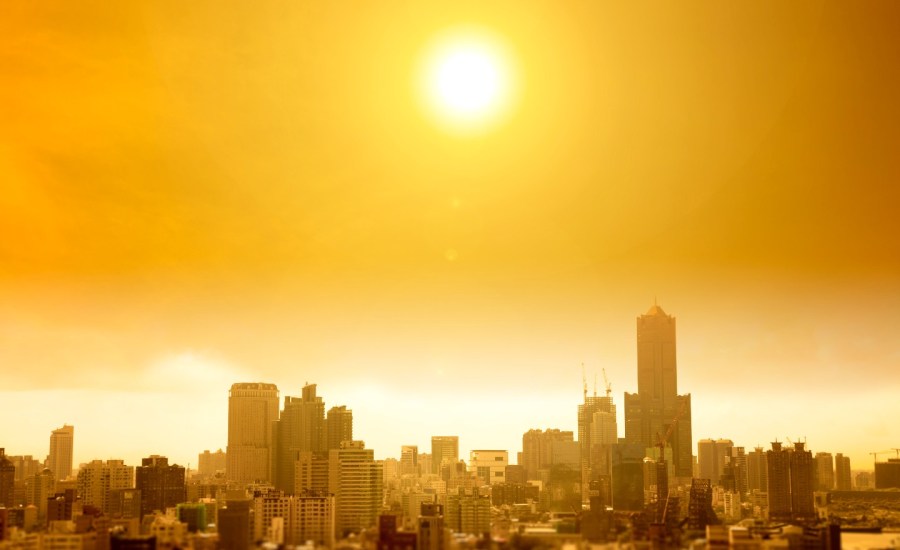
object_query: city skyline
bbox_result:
[2,0,899,516]
[1,302,892,474]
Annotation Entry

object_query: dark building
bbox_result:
[623,305,693,478]
[0,449,14,508]
[110,535,156,550]
[326,405,353,451]
[789,442,815,522]
[274,384,326,494]
[687,479,717,531]
[47,489,78,522]
[377,514,417,550]
[875,459,900,489]
[135,456,185,518]
[108,489,141,519]
[217,499,251,550]
[611,443,644,512]
[418,503,445,550]
[766,441,815,523]
[490,483,539,506]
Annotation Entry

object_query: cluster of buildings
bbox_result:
[1,304,899,549]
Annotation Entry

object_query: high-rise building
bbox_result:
[0,449,14,508]
[275,384,327,493]
[578,388,616,499]
[47,425,75,481]
[623,304,693,478]
[468,450,507,485]
[197,450,226,478]
[400,446,419,477]
[77,459,135,514]
[790,443,815,522]
[521,429,575,481]
[697,439,734,485]
[611,443,644,512]
[747,446,768,493]
[814,452,834,491]
[445,491,490,536]
[431,437,459,475]
[226,383,279,485]
[329,441,383,537]
[874,459,900,489]
[766,441,814,523]
[418,503,445,550]
[834,454,851,491]
[135,456,185,517]
[326,406,353,451]
[766,442,792,522]
[294,451,329,496]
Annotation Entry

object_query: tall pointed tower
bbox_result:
[623,304,693,478]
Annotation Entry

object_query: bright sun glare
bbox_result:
[420,28,514,133]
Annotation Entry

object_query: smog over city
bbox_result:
[2,2,899,548]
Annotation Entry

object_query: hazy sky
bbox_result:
[2,1,899,472]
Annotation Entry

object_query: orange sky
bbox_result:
[2,1,899,471]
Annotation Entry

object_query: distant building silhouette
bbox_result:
[521,429,575,482]
[47,425,75,482]
[834,453,851,491]
[611,443,644,512]
[624,305,693,479]
[400,446,419,477]
[197,450,226,478]
[747,446,768,494]
[329,441,383,537]
[875,458,900,489]
[326,405,353,451]
[430,437,459,475]
[766,441,814,523]
[0,449,14,507]
[814,452,834,491]
[77,459,134,514]
[226,383,279,485]
[697,439,733,485]
[275,384,326,493]
[135,456,185,518]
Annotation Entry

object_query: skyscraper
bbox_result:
[834,454,851,491]
[0,449,14,508]
[77,459,135,514]
[624,304,693,478]
[697,438,734,485]
[329,441,383,537]
[47,425,75,481]
[766,441,815,523]
[431,437,459,475]
[226,382,279,485]
[135,455,186,518]
[274,384,326,493]
[814,452,834,491]
[747,446,769,493]
[578,387,616,499]
[326,406,353,451]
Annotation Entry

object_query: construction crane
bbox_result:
[582,363,587,401]
[602,368,612,398]
[870,449,897,464]
[653,400,688,523]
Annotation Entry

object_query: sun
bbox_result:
[418,27,516,134]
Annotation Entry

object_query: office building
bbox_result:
[445,491,490,536]
[430,437,459,475]
[875,459,900,489]
[48,425,75,482]
[135,456,185,517]
[468,450,507,485]
[226,383,279,485]
[623,304,693,478]
[747,446,768,493]
[275,384,327,493]
[834,454,851,491]
[77,460,134,514]
[197,450,226,478]
[329,441,383,537]
[521,429,575,481]
[400,446,419,477]
[611,443,644,512]
[0,449,14,507]
[326,406,353,451]
[814,452,834,491]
